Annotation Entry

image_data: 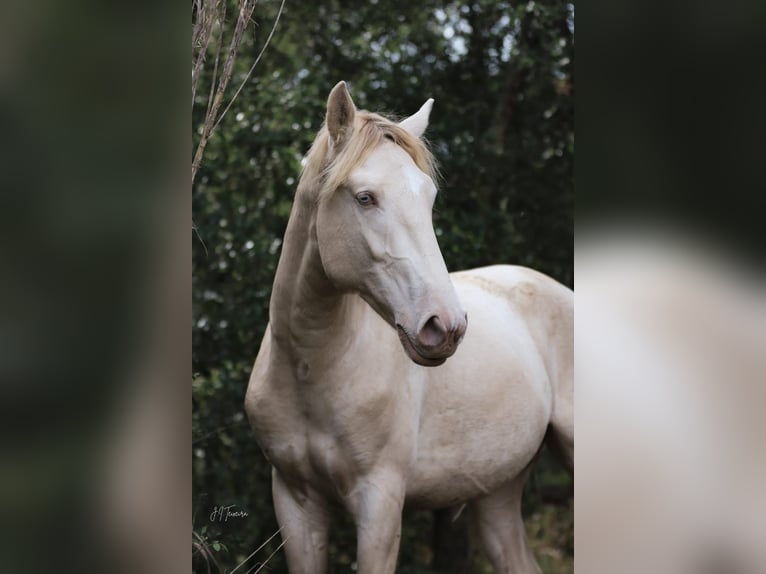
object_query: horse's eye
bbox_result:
[355,191,376,207]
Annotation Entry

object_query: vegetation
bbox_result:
[193,0,573,572]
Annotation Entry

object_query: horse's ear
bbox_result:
[326,81,356,146]
[399,98,434,138]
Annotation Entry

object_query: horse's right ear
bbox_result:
[399,98,433,138]
[326,81,356,147]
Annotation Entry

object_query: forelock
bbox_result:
[300,111,437,201]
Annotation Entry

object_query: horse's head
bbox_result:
[311,81,467,366]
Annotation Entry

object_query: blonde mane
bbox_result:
[299,110,437,200]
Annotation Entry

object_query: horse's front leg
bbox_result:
[350,469,407,574]
[272,469,332,574]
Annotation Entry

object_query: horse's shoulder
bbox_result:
[245,325,275,406]
[251,323,273,371]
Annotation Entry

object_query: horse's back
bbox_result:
[451,264,572,317]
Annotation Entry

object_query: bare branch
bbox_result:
[192,0,220,108]
[202,0,227,136]
[192,0,262,186]
[213,0,286,133]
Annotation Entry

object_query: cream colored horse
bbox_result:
[245,81,573,574]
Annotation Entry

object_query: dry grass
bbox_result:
[526,500,574,574]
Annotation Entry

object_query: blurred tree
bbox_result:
[193,1,573,572]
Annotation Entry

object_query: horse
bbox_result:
[245,81,573,574]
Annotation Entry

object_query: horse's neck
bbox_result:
[268,190,359,368]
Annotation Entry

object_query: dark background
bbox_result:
[1,0,764,572]
[193,1,573,572]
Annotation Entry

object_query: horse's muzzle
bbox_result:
[396,312,467,367]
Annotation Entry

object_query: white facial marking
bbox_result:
[402,162,428,196]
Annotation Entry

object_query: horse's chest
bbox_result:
[258,416,369,500]
[247,372,402,499]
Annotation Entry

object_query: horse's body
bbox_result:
[246,82,573,574]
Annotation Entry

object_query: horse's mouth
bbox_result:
[396,324,448,367]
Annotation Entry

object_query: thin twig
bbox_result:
[192,419,248,445]
[192,219,209,256]
[248,536,289,574]
[193,530,222,574]
[229,529,283,574]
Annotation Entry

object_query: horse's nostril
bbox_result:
[454,316,467,342]
[418,315,447,348]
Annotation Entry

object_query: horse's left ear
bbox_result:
[326,81,356,147]
[399,98,434,138]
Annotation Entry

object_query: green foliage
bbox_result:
[193,1,573,572]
